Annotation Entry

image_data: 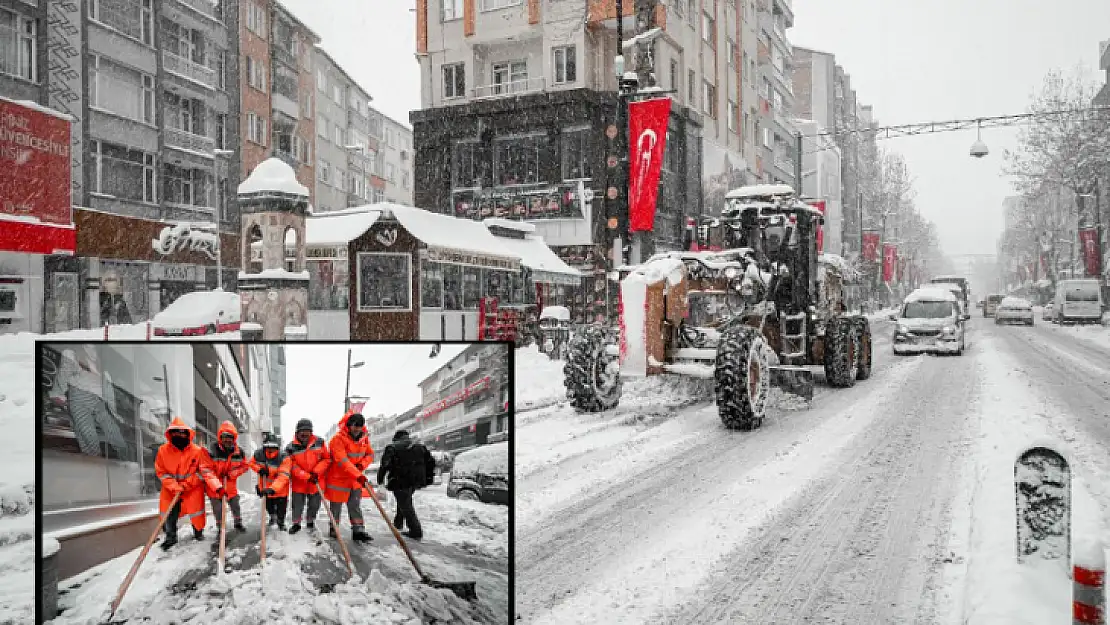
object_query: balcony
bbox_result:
[175,0,219,20]
[473,77,546,100]
[164,126,216,155]
[163,51,217,90]
[772,64,793,95]
[774,110,796,134]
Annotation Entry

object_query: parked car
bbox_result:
[1053,279,1104,324]
[446,442,508,506]
[152,290,241,337]
[890,287,969,356]
[981,294,1004,318]
[995,297,1034,326]
[1042,302,1055,321]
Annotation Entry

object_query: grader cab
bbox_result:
[563,184,873,430]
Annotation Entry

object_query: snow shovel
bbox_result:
[218,495,229,575]
[364,480,478,601]
[107,490,182,622]
[259,492,267,595]
[321,495,356,578]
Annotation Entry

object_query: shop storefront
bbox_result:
[0,97,80,334]
[40,342,255,581]
[74,209,240,328]
[415,343,511,454]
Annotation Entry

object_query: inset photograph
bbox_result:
[38,341,510,625]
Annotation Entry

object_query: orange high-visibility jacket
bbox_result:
[284,434,331,495]
[154,417,221,531]
[206,421,252,499]
[324,411,374,504]
[250,448,292,498]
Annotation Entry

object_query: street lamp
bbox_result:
[344,348,365,412]
[211,149,235,290]
[151,363,171,418]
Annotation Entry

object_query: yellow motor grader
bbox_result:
[563,184,873,430]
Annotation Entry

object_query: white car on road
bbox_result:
[891,287,968,356]
[995,297,1034,326]
[152,289,241,337]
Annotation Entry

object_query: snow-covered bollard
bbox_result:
[1073,537,1105,625]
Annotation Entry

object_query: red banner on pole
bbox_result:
[808,200,826,253]
[862,231,881,262]
[882,243,897,282]
[627,98,672,232]
[1079,227,1101,278]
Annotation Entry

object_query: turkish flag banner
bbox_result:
[628,98,672,232]
[882,243,897,283]
[862,231,881,262]
[808,201,826,253]
[1079,227,1101,277]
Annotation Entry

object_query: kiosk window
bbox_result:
[421,261,444,309]
[443,264,462,310]
[357,253,411,310]
[463,266,481,309]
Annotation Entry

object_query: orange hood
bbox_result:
[164,417,195,443]
[217,420,239,443]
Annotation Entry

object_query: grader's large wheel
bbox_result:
[824,316,859,388]
[715,324,772,431]
[563,325,622,413]
[852,316,873,381]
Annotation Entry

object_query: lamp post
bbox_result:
[344,348,365,412]
[152,363,171,419]
[212,149,234,290]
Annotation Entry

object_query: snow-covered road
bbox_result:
[515,317,1110,624]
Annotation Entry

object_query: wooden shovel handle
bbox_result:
[218,495,228,574]
[109,490,182,618]
[365,481,426,580]
[321,494,356,578]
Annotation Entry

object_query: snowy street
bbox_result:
[514,316,1110,624]
[47,481,507,625]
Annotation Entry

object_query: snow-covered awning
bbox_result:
[377,203,520,269]
[491,234,582,286]
[305,208,382,246]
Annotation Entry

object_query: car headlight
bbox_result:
[896,324,909,335]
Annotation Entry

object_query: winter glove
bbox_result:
[357,474,369,487]
[262,488,276,497]
[308,474,319,484]
[165,480,184,495]
[258,466,270,477]
[255,485,264,498]
[214,487,226,499]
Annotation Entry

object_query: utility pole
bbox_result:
[794,132,803,196]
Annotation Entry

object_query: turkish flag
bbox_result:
[628,98,672,232]
[862,232,881,262]
[882,243,897,283]
[808,201,826,253]
[349,400,366,414]
[1079,227,1101,277]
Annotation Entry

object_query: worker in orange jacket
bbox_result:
[324,411,374,543]
[155,417,222,550]
[284,418,331,534]
[250,433,292,530]
[206,420,251,533]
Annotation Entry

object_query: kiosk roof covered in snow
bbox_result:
[237,157,310,197]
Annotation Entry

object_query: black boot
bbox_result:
[403,530,423,541]
[289,523,301,534]
[393,516,405,531]
[160,533,178,551]
[276,520,286,531]
[306,522,315,532]
[193,528,204,541]
[351,526,372,543]
[234,520,245,532]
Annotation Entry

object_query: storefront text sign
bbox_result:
[215,363,248,424]
[0,99,71,226]
[153,223,219,260]
[425,247,518,271]
[419,376,492,420]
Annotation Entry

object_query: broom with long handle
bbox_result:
[107,490,182,621]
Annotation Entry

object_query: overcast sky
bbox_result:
[279,343,468,442]
[279,0,1110,256]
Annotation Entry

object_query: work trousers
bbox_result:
[392,487,422,537]
[209,494,242,526]
[329,489,365,527]
[291,491,322,525]
[265,496,288,525]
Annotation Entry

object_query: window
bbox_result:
[452,141,480,189]
[727,39,737,65]
[302,91,313,118]
[442,0,463,20]
[702,11,715,45]
[332,83,342,104]
[217,51,226,89]
[163,164,211,208]
[492,60,527,94]
[442,264,462,310]
[318,159,331,183]
[357,253,411,311]
[334,125,344,146]
[480,0,522,10]
[670,59,679,95]
[673,0,683,17]
[703,81,716,118]
[402,172,410,189]
[0,10,35,81]
[687,69,696,103]
[561,128,591,180]
[215,114,226,149]
[728,100,738,132]
[90,56,154,124]
[494,134,547,186]
[316,69,326,91]
[440,62,467,100]
[246,1,267,38]
[306,259,349,310]
[246,113,267,145]
[317,115,328,138]
[687,0,695,17]
[337,170,347,193]
[421,261,444,308]
[246,56,266,91]
[294,135,311,162]
[91,141,156,204]
[386,163,395,182]
[462,266,481,309]
[553,46,576,84]
[88,0,152,45]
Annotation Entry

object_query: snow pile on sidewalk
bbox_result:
[1041,318,1110,352]
[514,345,568,410]
[958,335,1110,624]
[415,483,508,561]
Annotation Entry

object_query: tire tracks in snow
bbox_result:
[660,350,980,625]
[516,348,924,625]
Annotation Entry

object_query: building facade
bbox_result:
[41,342,266,582]
[376,111,414,206]
[409,342,509,454]
[313,47,375,212]
[238,0,318,204]
[753,0,797,188]
[794,118,842,256]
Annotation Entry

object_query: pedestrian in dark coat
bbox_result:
[376,430,435,540]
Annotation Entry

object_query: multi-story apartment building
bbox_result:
[375,111,414,206]
[1097,39,1109,106]
[238,0,318,204]
[2,0,246,333]
[409,342,509,454]
[754,0,797,188]
[314,47,371,212]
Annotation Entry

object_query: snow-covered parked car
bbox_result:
[890,287,968,356]
[446,441,508,506]
[995,297,1034,326]
[152,290,241,337]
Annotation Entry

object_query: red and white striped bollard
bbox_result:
[1074,538,1106,625]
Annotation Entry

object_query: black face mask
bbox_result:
[348,428,364,440]
[297,432,311,445]
[170,434,189,450]
[219,437,234,449]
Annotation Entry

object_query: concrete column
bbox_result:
[147,280,161,317]
[84,258,100,329]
